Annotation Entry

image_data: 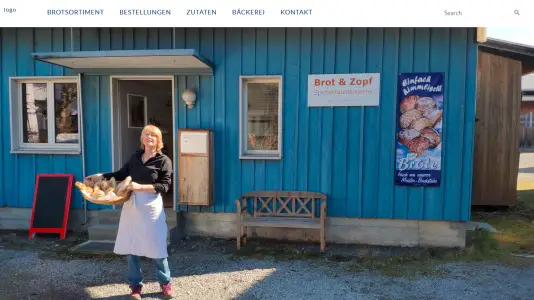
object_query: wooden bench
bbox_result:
[235,191,327,252]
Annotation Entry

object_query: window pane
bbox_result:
[246,82,279,151]
[22,83,48,143]
[54,83,79,144]
[128,95,146,128]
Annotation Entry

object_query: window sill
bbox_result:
[240,153,281,160]
[11,147,81,155]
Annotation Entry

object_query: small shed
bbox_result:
[472,38,534,206]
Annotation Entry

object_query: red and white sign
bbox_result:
[308,73,380,107]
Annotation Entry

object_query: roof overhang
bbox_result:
[31,49,214,75]
[478,38,534,75]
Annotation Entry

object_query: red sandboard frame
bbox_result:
[29,174,74,240]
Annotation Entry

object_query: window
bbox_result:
[239,76,282,159]
[127,94,147,128]
[10,77,81,154]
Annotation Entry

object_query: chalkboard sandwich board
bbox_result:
[29,174,74,240]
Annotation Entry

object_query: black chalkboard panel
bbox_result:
[29,174,74,239]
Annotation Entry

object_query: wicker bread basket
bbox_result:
[76,176,133,205]
[79,190,133,205]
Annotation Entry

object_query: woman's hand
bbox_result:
[127,181,157,193]
[128,182,142,191]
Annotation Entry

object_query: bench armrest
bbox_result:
[235,197,248,216]
[320,201,326,216]
[320,201,326,210]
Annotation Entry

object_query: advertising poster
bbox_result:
[395,72,444,187]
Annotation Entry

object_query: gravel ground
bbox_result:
[1,236,534,300]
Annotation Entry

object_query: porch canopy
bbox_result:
[31,49,214,75]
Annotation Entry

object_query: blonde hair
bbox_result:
[140,125,164,152]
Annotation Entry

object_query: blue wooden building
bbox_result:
[0,27,477,248]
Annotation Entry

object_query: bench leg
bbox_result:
[320,226,325,253]
[242,226,247,245]
[237,223,241,250]
[320,202,326,253]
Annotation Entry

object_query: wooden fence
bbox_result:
[472,51,521,206]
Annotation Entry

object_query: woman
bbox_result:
[87,125,173,299]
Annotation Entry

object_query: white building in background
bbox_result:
[524,73,534,101]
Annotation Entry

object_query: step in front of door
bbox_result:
[98,209,177,226]
[69,240,115,255]
[88,224,175,244]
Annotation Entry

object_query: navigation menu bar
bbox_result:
[1,0,532,27]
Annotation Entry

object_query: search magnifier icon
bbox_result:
[514,10,520,15]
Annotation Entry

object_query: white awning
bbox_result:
[32,49,214,75]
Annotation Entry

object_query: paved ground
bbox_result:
[1,234,533,300]
[518,152,534,186]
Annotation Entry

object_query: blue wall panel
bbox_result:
[346,28,367,218]
[241,28,257,207]
[254,29,268,193]
[408,28,430,219]
[321,29,335,215]
[0,30,3,207]
[0,28,85,209]
[394,28,413,219]
[0,29,7,207]
[2,30,19,207]
[266,29,285,196]
[308,28,325,214]
[362,28,383,218]
[377,28,400,219]
[0,27,478,222]
[424,28,449,220]
[224,28,242,213]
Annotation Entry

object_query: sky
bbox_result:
[487,27,534,46]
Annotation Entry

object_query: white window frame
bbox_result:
[239,75,283,160]
[9,76,82,155]
[126,93,148,129]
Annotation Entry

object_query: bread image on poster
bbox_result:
[395,73,444,187]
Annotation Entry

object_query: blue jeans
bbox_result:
[127,255,171,287]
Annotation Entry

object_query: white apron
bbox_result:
[113,191,168,259]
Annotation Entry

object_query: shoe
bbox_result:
[130,285,142,299]
[161,282,173,297]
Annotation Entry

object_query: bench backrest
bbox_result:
[240,191,327,218]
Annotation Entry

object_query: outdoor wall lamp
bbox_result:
[182,89,197,109]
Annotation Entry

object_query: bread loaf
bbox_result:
[423,108,443,127]
[410,117,433,131]
[420,128,441,148]
[407,137,431,156]
[116,176,132,196]
[400,109,422,129]
[398,129,421,146]
[415,97,437,113]
[400,95,419,114]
